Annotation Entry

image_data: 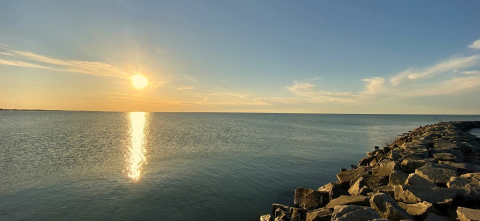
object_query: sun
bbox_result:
[131,74,149,89]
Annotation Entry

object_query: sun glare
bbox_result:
[131,74,149,89]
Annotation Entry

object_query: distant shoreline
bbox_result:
[2,108,480,115]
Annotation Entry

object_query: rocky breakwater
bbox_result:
[260,121,480,221]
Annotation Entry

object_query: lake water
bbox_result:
[1,112,480,221]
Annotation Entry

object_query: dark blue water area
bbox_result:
[1,112,479,220]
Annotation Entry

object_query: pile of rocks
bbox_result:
[260,121,480,221]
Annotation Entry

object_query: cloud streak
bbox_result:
[0,43,131,78]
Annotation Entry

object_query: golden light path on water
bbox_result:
[126,112,147,181]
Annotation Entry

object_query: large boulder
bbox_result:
[401,159,432,173]
[294,188,328,210]
[397,201,440,219]
[372,160,402,177]
[394,185,458,206]
[317,183,349,200]
[389,170,409,186]
[370,193,413,221]
[457,207,480,221]
[348,177,372,196]
[372,186,395,198]
[405,173,438,187]
[325,195,369,209]
[447,173,480,202]
[272,204,291,221]
[415,163,457,186]
[336,168,368,188]
[331,205,382,221]
[433,153,462,163]
[306,208,332,221]
[438,161,480,174]
[424,213,447,221]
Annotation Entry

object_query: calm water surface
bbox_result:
[1,112,480,220]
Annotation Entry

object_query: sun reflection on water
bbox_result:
[125,112,148,181]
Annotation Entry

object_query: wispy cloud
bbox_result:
[286,81,359,103]
[390,55,480,86]
[0,43,131,78]
[469,38,480,50]
[182,75,201,83]
[462,70,480,75]
[176,86,193,90]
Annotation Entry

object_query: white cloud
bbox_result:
[176,86,193,90]
[462,70,480,75]
[390,55,480,86]
[0,44,131,79]
[286,81,359,103]
[469,38,480,49]
[361,77,385,95]
[182,75,201,83]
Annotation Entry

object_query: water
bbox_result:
[1,112,479,221]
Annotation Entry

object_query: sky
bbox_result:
[1,1,480,114]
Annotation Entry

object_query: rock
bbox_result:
[397,201,439,219]
[294,188,328,210]
[373,160,402,177]
[362,174,390,189]
[306,208,332,221]
[348,177,372,196]
[433,153,462,163]
[336,168,368,188]
[373,186,395,198]
[424,213,447,221]
[331,205,382,221]
[260,214,272,221]
[351,165,358,169]
[447,173,480,202]
[390,149,401,161]
[359,156,376,166]
[394,185,458,206]
[340,168,347,172]
[457,207,480,221]
[289,207,306,221]
[389,170,409,186]
[325,195,369,209]
[317,182,349,200]
[273,207,288,221]
[370,193,413,221]
[415,163,457,186]
[401,159,432,173]
[438,161,480,174]
[405,173,438,187]
[375,146,380,149]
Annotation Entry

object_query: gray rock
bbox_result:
[390,149,401,161]
[457,207,480,221]
[370,193,413,221]
[415,163,457,186]
[438,161,480,173]
[373,160,402,177]
[331,205,382,221]
[394,185,458,206]
[348,177,372,196]
[294,188,328,210]
[336,168,368,188]
[447,173,480,202]
[389,170,409,186]
[405,173,438,187]
[325,195,369,209]
[401,159,431,173]
[306,208,332,221]
[424,213,447,221]
[373,186,395,198]
[433,153,462,163]
[317,182,349,200]
[362,174,390,189]
[397,201,440,219]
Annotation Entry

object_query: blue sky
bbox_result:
[1,0,480,113]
